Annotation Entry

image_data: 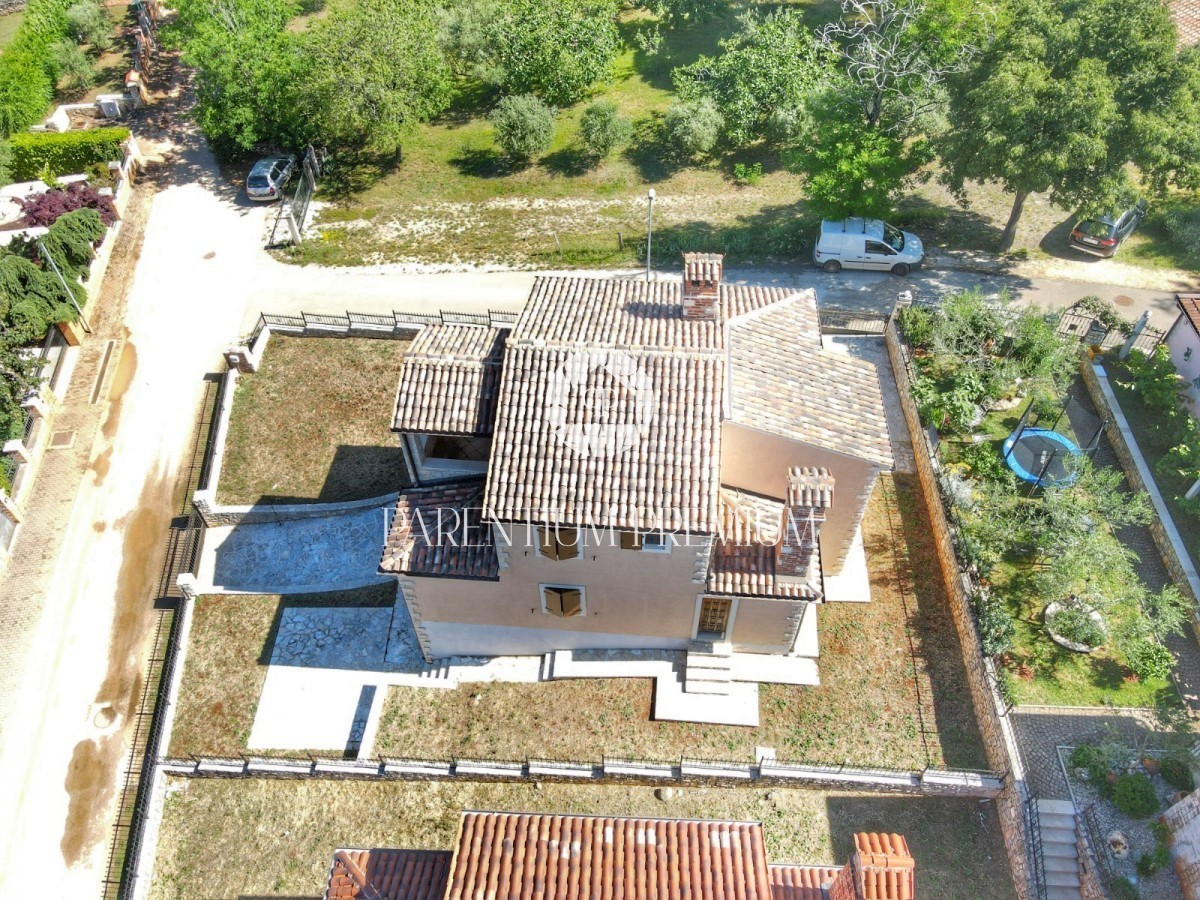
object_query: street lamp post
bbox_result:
[645,188,655,283]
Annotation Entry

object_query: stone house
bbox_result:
[381,254,892,666]
[324,810,916,900]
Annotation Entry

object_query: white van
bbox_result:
[813,218,925,275]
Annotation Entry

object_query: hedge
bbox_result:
[0,0,81,137]
[10,127,130,181]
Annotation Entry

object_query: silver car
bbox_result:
[245,155,296,201]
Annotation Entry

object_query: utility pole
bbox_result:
[645,188,655,283]
[36,239,91,334]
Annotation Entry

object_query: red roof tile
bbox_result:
[768,863,842,898]
[1177,294,1200,338]
[445,811,775,900]
[854,833,915,900]
[324,849,451,900]
[1173,0,1200,46]
[393,324,507,436]
[379,482,499,579]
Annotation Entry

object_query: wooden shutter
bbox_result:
[539,527,561,561]
[619,531,641,551]
[557,528,580,560]
[544,587,564,616]
[560,589,582,617]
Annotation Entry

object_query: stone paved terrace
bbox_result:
[1065,379,1200,713]
[199,506,393,593]
[1011,706,1169,799]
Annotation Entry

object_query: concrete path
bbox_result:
[198,507,391,594]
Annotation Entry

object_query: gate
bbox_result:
[268,145,326,248]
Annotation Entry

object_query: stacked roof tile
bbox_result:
[853,833,916,900]
[324,849,451,900]
[380,482,498,579]
[768,863,842,899]
[1173,0,1200,45]
[708,487,820,599]
[393,325,507,436]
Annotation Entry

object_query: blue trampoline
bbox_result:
[1003,427,1082,486]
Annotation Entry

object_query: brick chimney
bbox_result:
[681,252,723,320]
[828,833,916,900]
[776,466,834,587]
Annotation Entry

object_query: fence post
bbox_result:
[1119,311,1150,360]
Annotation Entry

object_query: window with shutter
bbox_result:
[541,584,585,617]
[619,531,641,551]
[538,527,580,561]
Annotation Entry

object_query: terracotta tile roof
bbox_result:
[380,481,499,579]
[445,811,775,900]
[853,833,915,900]
[325,848,451,900]
[728,297,894,468]
[393,325,507,436]
[768,863,842,899]
[1177,293,1200,337]
[1173,0,1200,46]
[708,487,821,599]
[485,285,726,531]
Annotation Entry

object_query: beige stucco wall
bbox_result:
[1166,317,1200,416]
[409,526,713,657]
[729,596,804,653]
[720,422,878,574]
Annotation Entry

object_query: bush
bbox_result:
[898,304,935,349]
[18,181,117,228]
[1112,772,1160,818]
[1070,743,1109,783]
[10,128,128,184]
[974,591,1015,656]
[663,97,722,159]
[1161,755,1195,791]
[1162,203,1200,259]
[1046,603,1105,648]
[65,1,111,49]
[1122,638,1174,682]
[957,442,1014,486]
[50,39,93,93]
[1109,876,1139,900]
[490,94,555,161]
[578,100,630,158]
[1137,841,1170,877]
[0,45,56,136]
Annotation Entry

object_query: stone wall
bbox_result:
[0,0,25,14]
[885,321,1034,900]
[1080,358,1200,610]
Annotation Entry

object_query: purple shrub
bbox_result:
[18,182,117,229]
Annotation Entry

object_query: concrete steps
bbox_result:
[685,640,733,695]
[1033,799,1081,900]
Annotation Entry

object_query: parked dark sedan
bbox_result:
[1068,200,1147,258]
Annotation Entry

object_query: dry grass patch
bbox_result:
[169,585,395,757]
[216,335,410,505]
[149,777,1015,900]
[375,475,987,771]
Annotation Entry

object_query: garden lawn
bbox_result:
[995,560,1180,709]
[1107,363,1200,579]
[149,777,1017,900]
[375,475,989,771]
[0,11,22,53]
[168,585,395,757]
[216,335,410,505]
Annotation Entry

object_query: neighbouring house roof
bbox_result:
[480,276,891,534]
[324,848,452,900]
[322,813,918,900]
[768,863,843,899]
[445,812,774,899]
[1173,0,1200,45]
[1177,293,1200,338]
[707,487,820,599]
[727,299,894,469]
[393,324,507,436]
[380,481,499,580]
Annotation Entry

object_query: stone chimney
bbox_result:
[681,252,723,320]
[776,466,834,587]
[828,833,916,900]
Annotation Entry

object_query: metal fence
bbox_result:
[268,145,327,247]
[246,308,519,346]
[818,306,890,335]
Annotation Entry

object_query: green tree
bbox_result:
[579,99,631,158]
[490,94,556,162]
[674,9,825,147]
[793,112,932,218]
[941,0,1200,251]
[481,0,619,106]
[65,1,111,50]
[635,0,724,26]
[50,39,93,94]
[168,0,313,157]
[662,96,722,159]
[304,0,452,151]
